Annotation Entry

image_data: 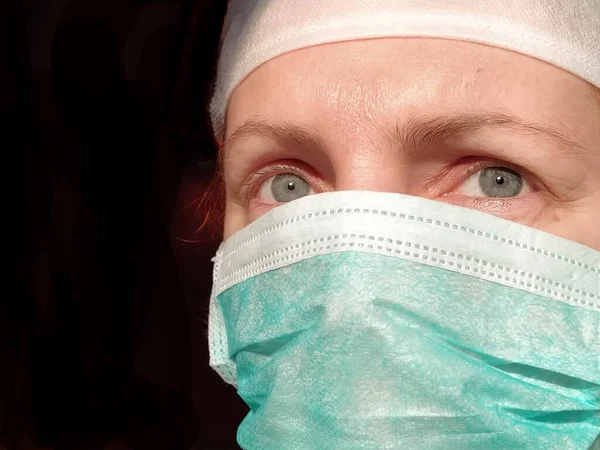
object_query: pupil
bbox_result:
[287,181,296,191]
[495,176,505,185]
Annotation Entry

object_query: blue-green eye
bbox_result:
[479,167,523,197]
[459,166,530,198]
[259,173,315,203]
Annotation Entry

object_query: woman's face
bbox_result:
[221,38,600,249]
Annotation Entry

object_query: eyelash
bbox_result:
[240,160,324,203]
[242,156,542,206]
[435,156,535,194]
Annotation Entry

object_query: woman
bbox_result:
[206,1,600,448]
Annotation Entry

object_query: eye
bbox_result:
[258,173,315,203]
[458,166,530,198]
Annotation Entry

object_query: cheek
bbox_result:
[541,198,600,251]
[223,200,249,239]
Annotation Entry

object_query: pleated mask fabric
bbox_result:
[208,191,600,450]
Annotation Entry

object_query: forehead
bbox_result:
[226,38,598,143]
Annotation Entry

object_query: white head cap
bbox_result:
[210,0,600,137]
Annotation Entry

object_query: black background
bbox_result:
[5,0,248,448]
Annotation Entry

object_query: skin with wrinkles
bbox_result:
[220,38,600,249]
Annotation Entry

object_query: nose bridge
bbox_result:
[323,88,410,193]
[332,145,409,193]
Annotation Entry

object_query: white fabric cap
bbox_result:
[210,0,600,136]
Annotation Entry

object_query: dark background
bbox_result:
[5,0,248,448]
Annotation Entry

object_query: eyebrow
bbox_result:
[391,112,585,155]
[222,113,585,159]
[222,119,327,162]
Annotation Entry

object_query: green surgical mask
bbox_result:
[209,191,600,450]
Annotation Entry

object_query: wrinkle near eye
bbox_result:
[223,39,600,248]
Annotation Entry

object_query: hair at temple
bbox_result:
[193,164,225,238]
